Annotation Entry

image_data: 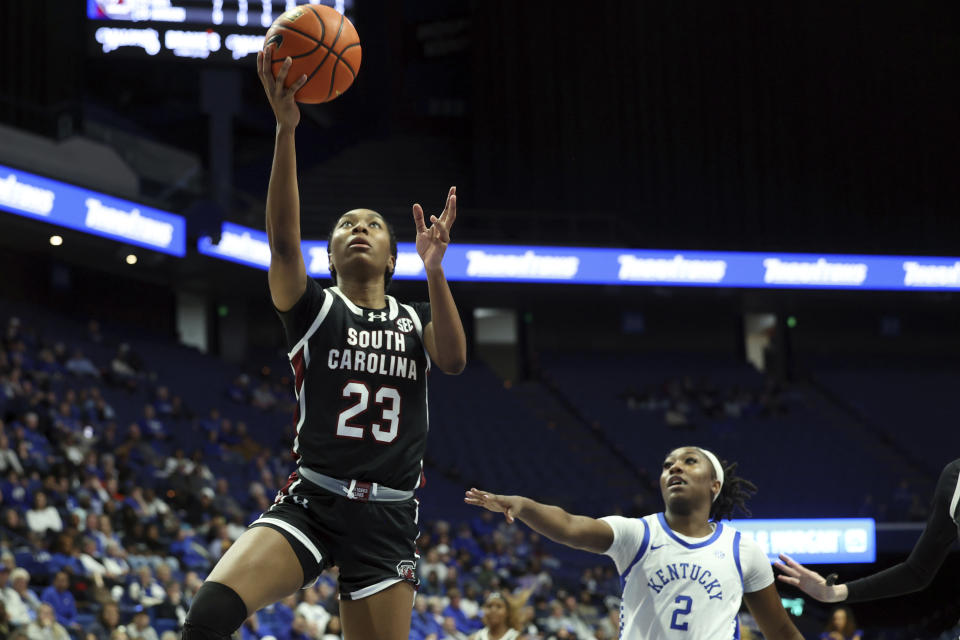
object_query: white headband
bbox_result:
[698,448,725,502]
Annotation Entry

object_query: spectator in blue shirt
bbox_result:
[441,588,481,634]
[411,596,443,640]
[40,571,79,633]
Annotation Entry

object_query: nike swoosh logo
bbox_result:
[650,544,665,550]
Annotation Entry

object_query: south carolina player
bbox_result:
[466,446,805,640]
[182,46,467,640]
[776,458,960,603]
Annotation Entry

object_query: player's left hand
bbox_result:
[413,186,456,272]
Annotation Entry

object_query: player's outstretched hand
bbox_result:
[413,186,457,272]
[774,553,847,603]
[464,488,523,524]
[257,44,308,130]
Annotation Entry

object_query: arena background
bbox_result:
[0,2,958,639]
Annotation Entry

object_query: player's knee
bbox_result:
[182,582,248,640]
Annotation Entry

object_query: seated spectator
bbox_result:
[411,596,442,640]
[8,569,40,622]
[451,524,482,560]
[2,507,26,540]
[594,607,620,640]
[421,549,448,584]
[125,610,158,640]
[116,424,157,467]
[442,589,480,634]
[250,382,277,411]
[226,375,251,405]
[66,351,100,378]
[48,534,85,577]
[152,387,173,418]
[25,604,69,640]
[40,572,78,633]
[154,582,187,628]
[0,565,31,627]
[258,595,295,640]
[440,616,468,640]
[139,406,165,441]
[86,602,121,640]
[540,600,576,637]
[0,600,11,639]
[295,586,330,639]
[320,616,341,640]
[101,543,130,584]
[126,567,165,610]
[290,614,312,640]
[0,434,23,475]
[820,607,862,640]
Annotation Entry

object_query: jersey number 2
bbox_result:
[670,595,692,631]
[336,382,401,443]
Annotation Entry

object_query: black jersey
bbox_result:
[845,458,960,602]
[277,279,432,490]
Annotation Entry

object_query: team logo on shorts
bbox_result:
[395,317,414,333]
[396,560,417,581]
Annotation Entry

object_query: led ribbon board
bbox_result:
[87,0,351,61]
[0,164,186,257]
[198,222,960,291]
[727,518,876,564]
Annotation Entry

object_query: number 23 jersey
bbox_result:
[602,513,773,640]
[278,280,432,490]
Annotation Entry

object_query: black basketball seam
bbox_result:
[273,23,325,47]
[325,15,345,99]
[337,43,360,78]
[269,41,323,62]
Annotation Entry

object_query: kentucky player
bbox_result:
[466,446,804,640]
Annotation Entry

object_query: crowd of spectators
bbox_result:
[1,311,956,640]
[0,313,650,640]
[619,376,788,428]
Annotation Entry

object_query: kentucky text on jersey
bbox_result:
[647,563,723,600]
[327,328,417,380]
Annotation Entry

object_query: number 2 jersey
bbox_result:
[602,513,773,640]
[277,279,432,490]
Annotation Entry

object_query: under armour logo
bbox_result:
[368,311,387,322]
[291,495,309,509]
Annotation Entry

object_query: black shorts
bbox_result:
[249,472,420,599]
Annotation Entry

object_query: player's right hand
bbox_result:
[257,45,308,130]
[464,488,524,524]
[774,553,848,603]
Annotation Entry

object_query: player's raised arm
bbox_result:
[257,45,310,311]
[464,488,613,554]
[414,187,467,374]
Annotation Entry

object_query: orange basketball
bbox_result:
[264,5,361,104]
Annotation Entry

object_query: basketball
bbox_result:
[264,5,361,104]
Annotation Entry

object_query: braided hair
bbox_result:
[709,458,757,522]
[327,211,399,290]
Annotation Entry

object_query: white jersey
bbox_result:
[472,629,520,640]
[602,513,774,640]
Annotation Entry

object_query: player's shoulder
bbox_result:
[942,458,960,477]
[601,513,654,537]
[936,459,960,494]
